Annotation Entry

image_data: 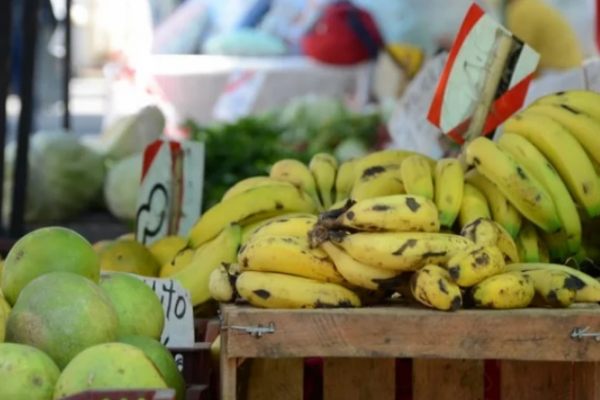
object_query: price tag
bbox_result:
[213,70,266,122]
[427,3,540,143]
[135,140,205,246]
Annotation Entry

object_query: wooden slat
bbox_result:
[499,361,571,400]
[244,359,303,400]
[222,304,600,361]
[413,359,484,400]
[220,331,238,400]
[323,358,395,400]
[573,362,600,400]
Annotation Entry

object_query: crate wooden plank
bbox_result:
[244,359,303,400]
[500,361,572,400]
[222,304,600,361]
[413,359,484,400]
[323,358,395,400]
[220,331,238,400]
[573,362,600,399]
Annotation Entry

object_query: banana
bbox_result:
[515,221,540,263]
[468,271,535,309]
[434,158,464,228]
[321,241,404,291]
[537,235,550,263]
[238,235,345,283]
[534,90,600,126]
[172,223,241,306]
[327,195,440,233]
[188,183,317,248]
[235,271,361,309]
[159,247,195,278]
[244,214,317,244]
[460,218,520,263]
[208,263,238,303]
[309,153,338,209]
[329,199,349,210]
[465,169,522,238]
[334,158,357,202]
[240,213,315,244]
[410,265,462,311]
[537,229,570,262]
[350,164,406,201]
[148,235,188,266]
[522,269,577,308]
[331,231,473,271]
[526,103,600,167]
[446,244,505,287]
[401,155,434,200]
[503,113,600,217]
[459,184,491,228]
[497,133,581,255]
[270,159,323,210]
[465,137,561,233]
[221,176,278,202]
[504,263,600,302]
[353,150,435,184]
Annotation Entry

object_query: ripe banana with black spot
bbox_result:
[410,265,462,311]
[459,184,491,228]
[503,113,600,217]
[460,218,520,263]
[208,263,238,303]
[335,158,358,203]
[309,153,338,209]
[465,169,522,238]
[516,221,540,263]
[504,263,600,303]
[401,155,434,200]
[238,235,345,283]
[188,183,317,248]
[497,132,581,255]
[270,159,323,210]
[235,271,361,309]
[434,158,464,228]
[330,195,440,233]
[465,137,561,233]
[173,223,241,306]
[321,241,404,291]
[240,213,316,244]
[222,176,278,202]
[446,244,505,287]
[350,164,405,201]
[522,269,577,308]
[353,150,435,184]
[468,271,535,309]
[534,91,600,123]
[243,214,317,244]
[331,231,473,271]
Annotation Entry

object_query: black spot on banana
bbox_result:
[392,239,418,255]
[253,289,271,299]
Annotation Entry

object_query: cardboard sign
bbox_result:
[135,140,205,246]
[427,3,540,143]
[213,70,266,122]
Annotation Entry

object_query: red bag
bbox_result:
[301,1,384,65]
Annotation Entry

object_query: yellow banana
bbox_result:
[459,184,491,228]
[350,164,405,201]
[410,265,462,311]
[515,221,540,263]
[401,155,434,200]
[537,235,550,263]
[460,218,520,263]
[188,183,316,248]
[270,159,323,210]
[534,90,600,127]
[497,132,581,255]
[321,241,403,291]
[208,263,237,303]
[353,150,435,184]
[522,269,577,308]
[446,244,505,287]
[468,271,535,309]
[243,214,317,244]
[332,231,473,271]
[335,158,358,203]
[434,158,464,228]
[148,235,188,266]
[503,113,600,217]
[235,271,361,309]
[465,137,561,232]
[537,229,570,262]
[240,213,315,244]
[465,169,522,238]
[309,153,338,209]
[221,176,278,202]
[238,235,345,283]
[159,247,195,278]
[328,195,440,233]
[172,223,241,306]
[504,263,600,303]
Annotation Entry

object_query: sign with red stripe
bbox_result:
[427,3,540,144]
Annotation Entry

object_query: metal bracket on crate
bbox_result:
[570,326,600,342]
[218,310,276,338]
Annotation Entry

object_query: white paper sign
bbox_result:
[213,70,266,122]
[178,141,205,237]
[583,58,600,93]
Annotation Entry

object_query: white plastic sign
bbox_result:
[213,69,266,122]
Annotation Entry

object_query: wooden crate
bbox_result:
[219,303,600,400]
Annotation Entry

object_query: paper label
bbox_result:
[178,141,205,237]
[213,70,266,122]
